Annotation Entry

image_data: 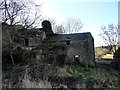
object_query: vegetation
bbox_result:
[64,18,83,34]
[2,59,119,88]
[56,54,66,66]
[95,47,111,59]
[0,0,42,27]
[46,17,83,34]
[1,0,42,64]
[1,0,119,89]
[95,45,117,60]
[99,24,119,53]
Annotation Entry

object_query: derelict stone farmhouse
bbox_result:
[12,20,96,67]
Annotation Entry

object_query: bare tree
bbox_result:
[1,0,25,25]
[0,0,42,27]
[1,0,42,64]
[65,18,83,34]
[19,1,42,28]
[54,24,65,34]
[40,17,83,34]
[99,24,119,53]
[44,18,65,34]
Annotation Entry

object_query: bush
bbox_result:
[112,48,120,71]
[56,54,66,66]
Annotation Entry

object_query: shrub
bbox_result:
[56,54,66,66]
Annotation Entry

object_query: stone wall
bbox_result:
[43,39,95,67]
[66,40,95,67]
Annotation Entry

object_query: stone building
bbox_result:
[17,28,46,61]
[18,28,45,48]
[43,32,95,67]
[15,20,96,66]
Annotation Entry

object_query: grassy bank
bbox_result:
[2,61,120,88]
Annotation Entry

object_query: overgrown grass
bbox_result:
[67,65,119,88]
[2,63,52,88]
[2,60,120,88]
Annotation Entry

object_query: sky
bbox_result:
[34,0,119,47]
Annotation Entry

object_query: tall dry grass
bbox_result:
[2,59,119,88]
[2,62,53,88]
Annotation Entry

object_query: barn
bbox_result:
[43,32,96,67]
[10,20,96,67]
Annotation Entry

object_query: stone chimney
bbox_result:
[42,20,54,36]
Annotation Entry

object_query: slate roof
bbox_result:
[18,28,43,36]
[45,32,93,41]
[19,28,43,33]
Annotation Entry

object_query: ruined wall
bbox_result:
[66,40,95,67]
[29,36,42,47]
[87,39,95,66]
[43,39,95,67]
[42,41,66,64]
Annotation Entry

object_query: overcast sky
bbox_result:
[34,0,119,47]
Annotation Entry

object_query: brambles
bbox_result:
[2,61,119,88]
[56,54,66,66]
